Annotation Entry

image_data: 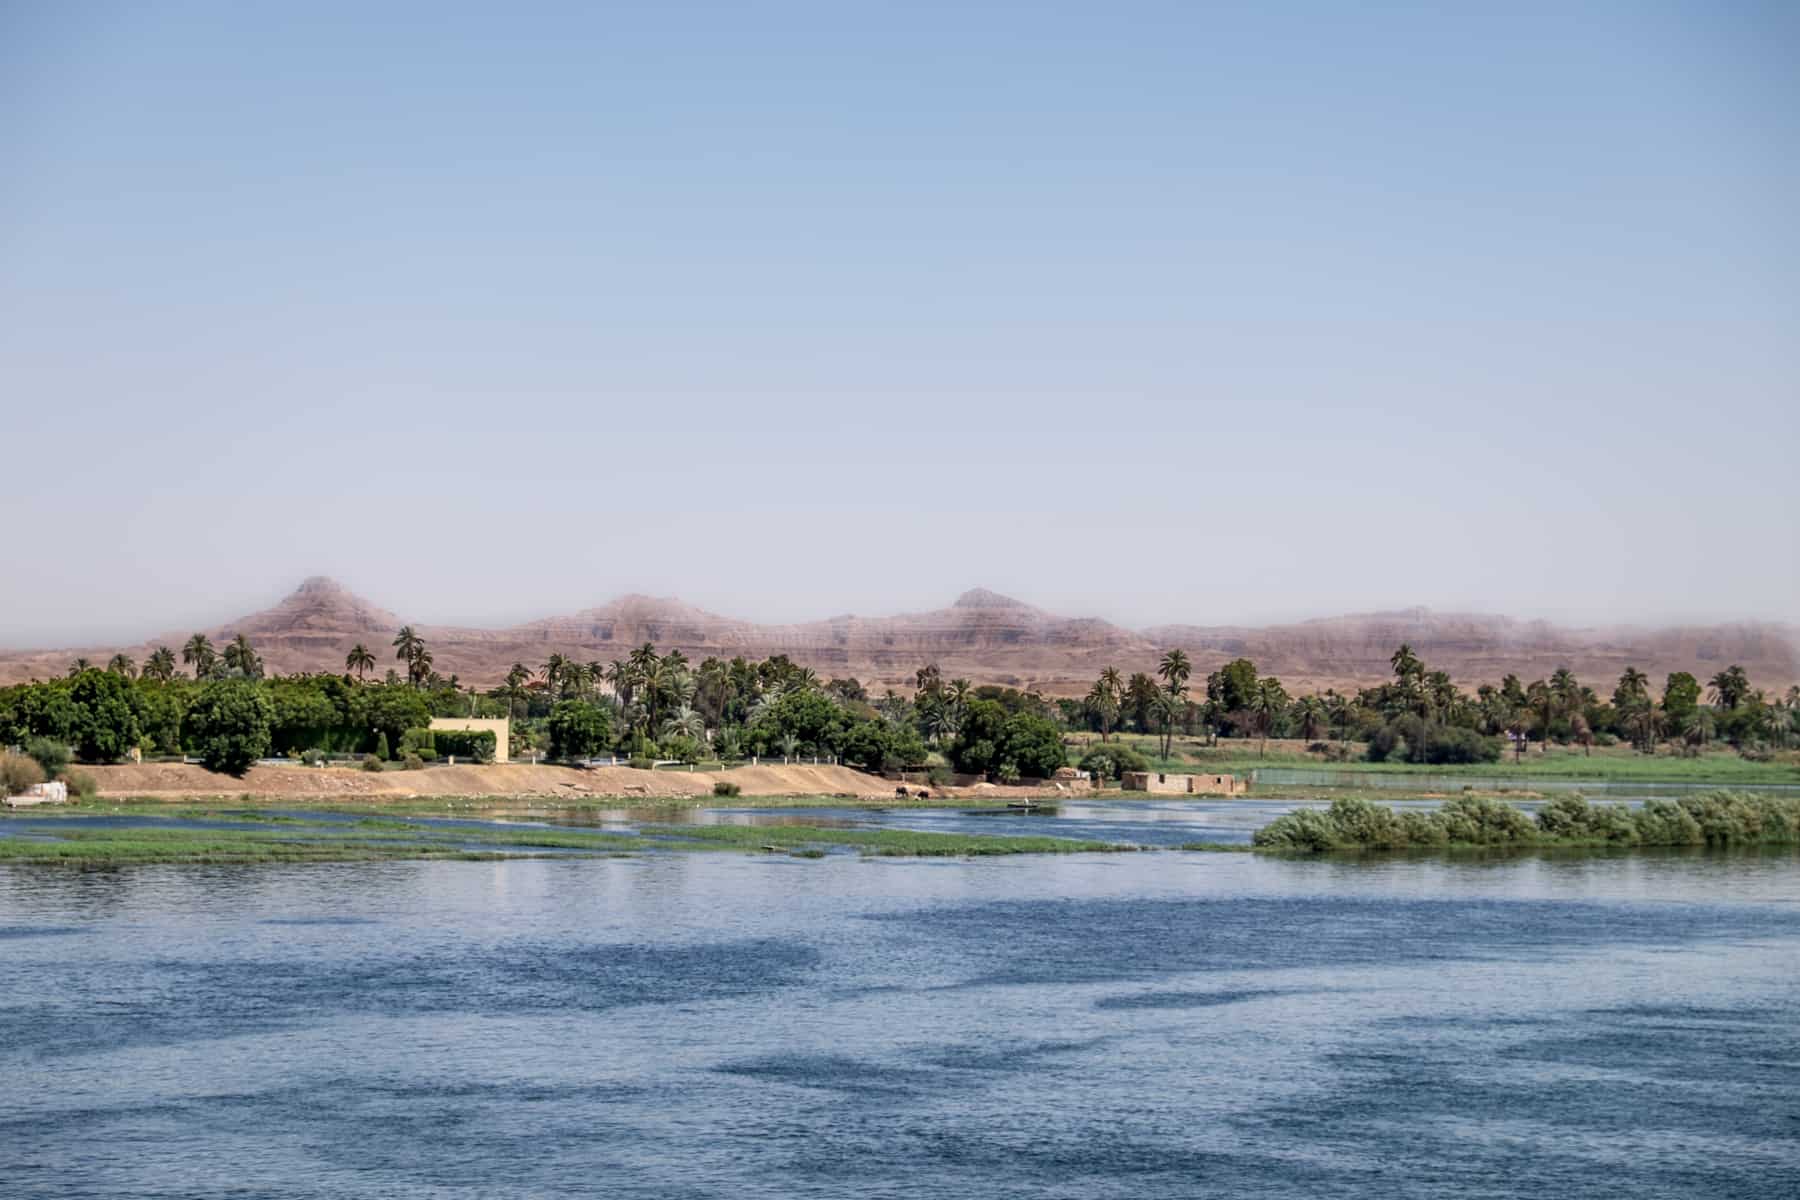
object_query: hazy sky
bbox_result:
[4,1,1796,646]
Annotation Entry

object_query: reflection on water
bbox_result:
[3,834,1797,1198]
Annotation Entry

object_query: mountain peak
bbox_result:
[953,587,1026,610]
[291,575,354,599]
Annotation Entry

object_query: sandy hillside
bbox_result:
[8,576,1794,695]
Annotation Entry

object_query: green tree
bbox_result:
[363,686,432,757]
[1001,711,1066,778]
[1157,648,1192,697]
[222,634,263,679]
[345,643,376,680]
[1294,695,1328,742]
[142,646,179,684]
[1209,658,1260,717]
[69,669,142,763]
[1149,689,1180,759]
[1612,666,1649,712]
[547,700,611,761]
[1662,672,1701,725]
[106,653,136,679]
[393,626,429,687]
[182,633,216,680]
[1085,678,1120,742]
[1708,666,1750,710]
[184,679,274,775]
[1249,677,1288,758]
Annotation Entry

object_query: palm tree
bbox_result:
[1326,691,1352,743]
[392,626,427,686]
[1708,666,1750,710]
[605,659,634,710]
[143,646,178,683]
[67,657,93,676]
[409,646,433,687]
[628,642,661,680]
[345,643,376,680]
[182,633,216,679]
[1085,680,1119,742]
[661,704,706,745]
[222,634,261,679]
[540,653,568,696]
[1150,690,1180,759]
[1249,678,1288,758]
[502,663,532,719]
[1294,695,1328,742]
[1681,708,1715,749]
[1623,701,1661,755]
[1614,666,1649,709]
[1526,679,1555,753]
[916,692,954,745]
[778,733,801,762]
[107,653,137,679]
[1099,666,1123,703]
[1157,648,1192,698]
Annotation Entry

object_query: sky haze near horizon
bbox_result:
[3,1,1796,646]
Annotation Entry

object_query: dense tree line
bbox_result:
[1067,644,1798,764]
[14,624,1788,784]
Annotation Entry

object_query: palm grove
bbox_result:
[1063,644,1799,765]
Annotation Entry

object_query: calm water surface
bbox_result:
[3,824,1797,1198]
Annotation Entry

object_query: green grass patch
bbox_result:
[638,822,1133,857]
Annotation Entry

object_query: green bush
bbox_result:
[24,737,70,781]
[62,768,98,800]
[713,780,742,797]
[299,748,325,766]
[430,728,496,763]
[374,732,390,761]
[1079,743,1149,780]
[402,753,425,771]
[399,728,436,758]
[1252,789,1800,853]
[927,765,953,788]
[626,756,655,771]
[361,754,385,773]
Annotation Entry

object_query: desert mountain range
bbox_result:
[3,577,1796,697]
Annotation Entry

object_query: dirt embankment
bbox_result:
[80,761,934,802]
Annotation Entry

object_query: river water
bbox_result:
[3,826,1798,1198]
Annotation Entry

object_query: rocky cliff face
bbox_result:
[2,580,1795,695]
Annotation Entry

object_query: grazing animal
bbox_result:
[896,787,910,798]
[914,789,932,799]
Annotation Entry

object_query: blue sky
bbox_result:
[3,1,1795,643]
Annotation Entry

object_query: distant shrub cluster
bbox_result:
[1251,792,1800,852]
[1365,716,1502,765]
[712,781,741,797]
[1078,743,1149,780]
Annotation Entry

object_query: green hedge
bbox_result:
[430,728,496,763]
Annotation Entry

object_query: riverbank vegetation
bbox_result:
[0,806,1130,865]
[1064,646,1797,773]
[1251,792,1800,853]
[7,626,1793,795]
